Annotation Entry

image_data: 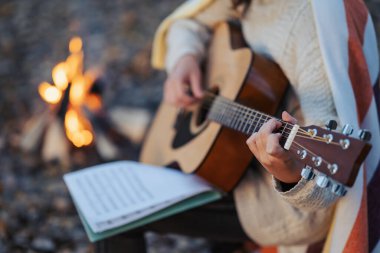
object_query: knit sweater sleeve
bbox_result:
[272,3,341,211]
[165,0,236,72]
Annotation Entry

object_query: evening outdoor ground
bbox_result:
[0,0,380,253]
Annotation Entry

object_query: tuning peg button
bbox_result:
[325,120,338,130]
[358,129,372,142]
[342,124,354,136]
[301,166,315,181]
[316,175,330,188]
[331,183,347,196]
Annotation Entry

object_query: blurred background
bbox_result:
[0,0,379,252]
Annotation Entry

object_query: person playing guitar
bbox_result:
[96,0,380,252]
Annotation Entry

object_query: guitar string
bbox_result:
[204,97,312,140]
[217,98,340,143]
[290,140,334,171]
[200,93,342,145]
[201,95,295,135]
[207,97,342,145]
[292,135,342,146]
[202,92,301,133]
[202,95,305,140]
[182,95,338,176]
[198,94,339,177]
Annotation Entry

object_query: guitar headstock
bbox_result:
[288,122,372,195]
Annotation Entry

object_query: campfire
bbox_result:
[20,37,151,167]
[38,37,98,148]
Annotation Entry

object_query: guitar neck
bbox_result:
[206,95,290,137]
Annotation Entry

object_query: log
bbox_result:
[42,118,70,168]
[20,110,50,152]
[109,107,151,144]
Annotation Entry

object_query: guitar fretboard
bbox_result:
[206,95,290,137]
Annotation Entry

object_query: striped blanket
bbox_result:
[312,0,380,252]
[151,0,380,252]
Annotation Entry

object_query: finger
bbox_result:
[178,95,195,107]
[266,133,284,156]
[282,111,297,124]
[174,81,195,106]
[189,68,204,98]
[163,80,177,105]
[258,118,282,135]
[246,133,259,155]
[246,132,257,146]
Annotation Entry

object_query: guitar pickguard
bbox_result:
[172,109,209,149]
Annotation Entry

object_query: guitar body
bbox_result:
[140,22,289,192]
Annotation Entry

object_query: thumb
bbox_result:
[282,111,297,124]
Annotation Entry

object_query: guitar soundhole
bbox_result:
[172,110,199,149]
[196,102,209,126]
[171,89,219,149]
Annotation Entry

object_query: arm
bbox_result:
[164,0,236,107]
[246,3,341,211]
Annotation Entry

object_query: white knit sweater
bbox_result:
[165,0,340,251]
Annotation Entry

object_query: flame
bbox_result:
[52,62,69,90]
[40,36,101,148]
[66,53,83,80]
[38,82,62,104]
[69,37,83,54]
[85,94,103,111]
[70,76,87,106]
[64,108,93,147]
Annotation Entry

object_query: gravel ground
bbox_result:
[0,0,380,252]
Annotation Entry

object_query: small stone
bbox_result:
[129,47,152,77]
[121,11,137,30]
[31,237,56,252]
[74,244,92,253]
[58,249,72,253]
[53,197,71,213]
[13,229,31,247]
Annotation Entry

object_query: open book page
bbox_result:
[64,161,216,233]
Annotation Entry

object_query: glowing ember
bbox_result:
[38,82,62,104]
[52,62,69,90]
[65,109,93,147]
[85,94,103,111]
[70,76,87,106]
[39,36,99,148]
[69,37,83,53]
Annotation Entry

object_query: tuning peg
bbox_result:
[325,120,338,130]
[331,183,347,196]
[342,124,354,136]
[358,129,372,141]
[301,166,315,181]
[316,175,330,188]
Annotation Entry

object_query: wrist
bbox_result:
[270,160,303,184]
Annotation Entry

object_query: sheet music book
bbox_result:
[63,161,222,242]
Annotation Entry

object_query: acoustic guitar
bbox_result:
[140,22,372,194]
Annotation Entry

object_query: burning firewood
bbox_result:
[42,117,70,168]
[20,110,50,153]
[20,36,141,165]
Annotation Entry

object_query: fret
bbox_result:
[220,107,226,123]
[281,122,288,135]
[253,113,262,133]
[247,110,257,135]
[240,106,247,132]
[231,107,239,130]
[240,106,248,132]
[236,115,242,131]
[207,95,284,138]
[243,107,251,134]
